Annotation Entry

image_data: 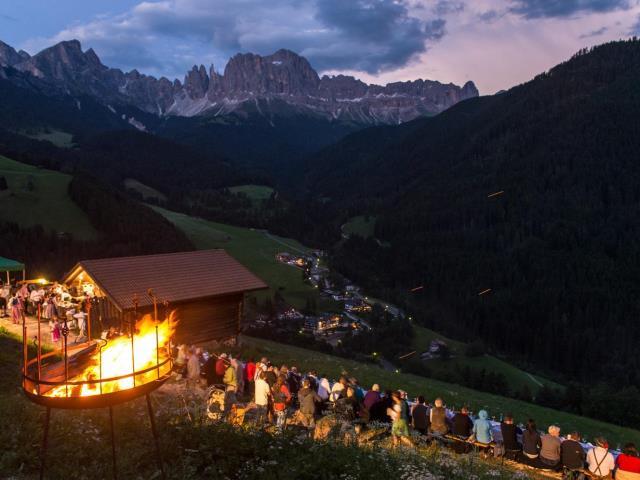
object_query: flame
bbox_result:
[45,312,177,398]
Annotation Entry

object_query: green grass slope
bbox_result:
[411,326,562,393]
[342,215,376,238]
[242,335,640,448]
[0,155,97,240]
[153,206,334,310]
[228,184,274,202]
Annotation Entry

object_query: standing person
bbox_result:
[390,391,414,449]
[297,379,320,435]
[10,294,22,325]
[265,364,277,387]
[500,414,522,458]
[287,366,301,402]
[254,371,271,427]
[234,357,245,395]
[254,357,268,381]
[522,419,542,463]
[586,437,615,478]
[411,396,429,435]
[539,425,562,470]
[429,398,449,436]
[306,370,318,391]
[50,319,61,344]
[223,359,238,420]
[561,432,586,474]
[44,294,57,321]
[186,346,201,387]
[203,353,217,386]
[215,353,228,384]
[174,344,188,377]
[272,374,291,432]
[616,443,640,479]
[245,358,256,393]
[471,409,493,445]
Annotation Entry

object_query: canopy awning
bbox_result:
[0,256,25,272]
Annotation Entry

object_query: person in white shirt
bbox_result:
[254,371,271,426]
[330,376,347,402]
[317,375,331,402]
[587,437,616,478]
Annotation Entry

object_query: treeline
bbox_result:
[300,39,640,392]
[0,175,193,280]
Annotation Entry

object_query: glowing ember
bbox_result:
[45,312,177,398]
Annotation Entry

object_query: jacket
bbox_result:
[540,434,561,465]
[472,410,493,444]
[430,406,448,434]
[411,404,429,430]
[561,439,585,470]
[452,413,473,437]
[223,365,237,390]
[298,387,320,415]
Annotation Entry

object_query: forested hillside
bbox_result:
[303,39,640,391]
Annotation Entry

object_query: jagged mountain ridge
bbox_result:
[0,39,478,124]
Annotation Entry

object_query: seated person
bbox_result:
[451,406,474,438]
[561,431,586,472]
[500,413,522,456]
[411,396,429,435]
[539,425,562,470]
[471,409,493,445]
[451,406,474,453]
[617,443,640,480]
[586,437,615,478]
[429,397,449,435]
[522,419,541,462]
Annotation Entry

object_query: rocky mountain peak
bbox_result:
[223,49,320,96]
[0,40,24,67]
[0,38,480,125]
[184,64,209,99]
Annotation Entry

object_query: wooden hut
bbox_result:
[63,250,267,344]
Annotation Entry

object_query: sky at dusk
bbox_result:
[1,0,639,94]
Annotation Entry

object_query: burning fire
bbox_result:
[45,312,177,398]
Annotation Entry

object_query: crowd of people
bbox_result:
[172,347,640,480]
[0,279,90,342]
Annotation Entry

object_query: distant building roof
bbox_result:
[63,249,267,311]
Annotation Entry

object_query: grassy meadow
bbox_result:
[228,184,275,202]
[342,215,376,238]
[153,206,335,310]
[410,326,562,393]
[0,155,97,240]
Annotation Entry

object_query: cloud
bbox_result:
[630,14,640,35]
[579,26,608,38]
[27,0,447,78]
[509,0,632,19]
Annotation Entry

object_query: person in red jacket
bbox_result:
[214,353,228,384]
[245,358,256,393]
[617,443,640,478]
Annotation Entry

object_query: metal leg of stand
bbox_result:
[146,394,166,480]
[109,406,118,480]
[39,407,51,480]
